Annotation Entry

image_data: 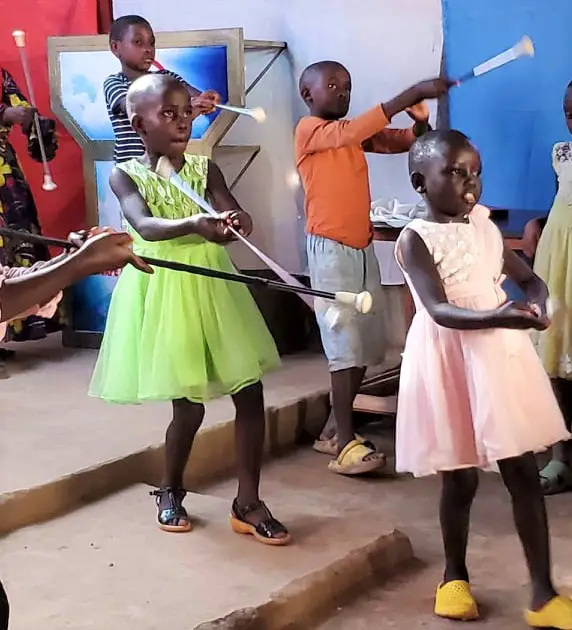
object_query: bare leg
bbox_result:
[552,379,571,462]
[539,379,572,494]
[440,469,479,583]
[231,381,288,541]
[498,453,557,610]
[320,409,337,441]
[320,367,365,441]
[331,366,366,450]
[162,399,205,488]
[0,578,8,630]
[232,381,265,509]
[156,398,205,528]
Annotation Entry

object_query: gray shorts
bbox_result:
[307,234,387,372]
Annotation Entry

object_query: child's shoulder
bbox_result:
[183,153,210,180]
[115,158,140,173]
[469,204,491,221]
[158,68,182,80]
[468,204,504,240]
[184,153,209,167]
[295,115,325,134]
[103,71,125,86]
[552,141,572,162]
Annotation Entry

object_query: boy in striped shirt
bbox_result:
[104,15,220,163]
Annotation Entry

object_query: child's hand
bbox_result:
[67,226,115,250]
[3,105,36,127]
[220,210,253,237]
[411,78,455,104]
[495,300,549,330]
[191,214,235,243]
[406,102,429,123]
[77,232,153,275]
[191,90,221,116]
[522,219,543,260]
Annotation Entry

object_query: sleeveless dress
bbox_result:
[89,154,280,404]
[534,142,572,379]
[394,205,570,478]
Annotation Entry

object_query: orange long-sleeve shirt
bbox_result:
[295,105,417,250]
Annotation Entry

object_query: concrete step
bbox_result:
[0,337,332,536]
[4,480,412,629]
[311,446,572,630]
[1,335,401,537]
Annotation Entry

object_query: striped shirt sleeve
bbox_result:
[104,75,128,115]
[162,70,201,97]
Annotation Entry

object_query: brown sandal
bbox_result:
[230,498,291,546]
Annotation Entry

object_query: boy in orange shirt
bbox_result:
[295,61,451,475]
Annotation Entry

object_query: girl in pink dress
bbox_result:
[395,129,572,629]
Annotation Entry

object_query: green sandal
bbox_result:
[539,460,572,495]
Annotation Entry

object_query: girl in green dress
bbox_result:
[89,73,290,545]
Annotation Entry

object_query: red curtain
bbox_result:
[0,0,99,239]
[97,0,113,34]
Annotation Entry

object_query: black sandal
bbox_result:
[230,498,291,546]
[150,487,192,533]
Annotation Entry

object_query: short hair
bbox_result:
[299,60,347,94]
[409,129,474,173]
[109,15,152,44]
[125,73,184,121]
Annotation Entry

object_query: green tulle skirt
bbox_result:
[89,239,280,404]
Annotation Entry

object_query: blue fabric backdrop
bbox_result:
[443,0,572,213]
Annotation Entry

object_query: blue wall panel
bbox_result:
[443,0,572,212]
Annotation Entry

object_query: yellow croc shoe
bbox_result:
[525,595,572,629]
[434,580,479,621]
[327,439,386,475]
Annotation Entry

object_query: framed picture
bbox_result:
[47,29,246,343]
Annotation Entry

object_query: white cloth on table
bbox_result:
[370,198,427,287]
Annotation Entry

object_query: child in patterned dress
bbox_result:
[522,82,572,495]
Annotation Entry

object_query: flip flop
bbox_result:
[539,460,572,495]
[328,439,386,475]
[313,433,369,456]
[313,436,338,456]
[434,580,479,621]
[525,595,572,629]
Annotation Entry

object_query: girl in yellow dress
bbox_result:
[524,81,572,494]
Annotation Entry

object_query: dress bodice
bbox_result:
[396,205,505,309]
[117,154,209,248]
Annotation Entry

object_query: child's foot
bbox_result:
[434,580,479,621]
[539,460,572,495]
[313,434,339,456]
[150,487,192,533]
[313,433,368,456]
[328,438,386,475]
[525,595,572,629]
[230,498,291,546]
